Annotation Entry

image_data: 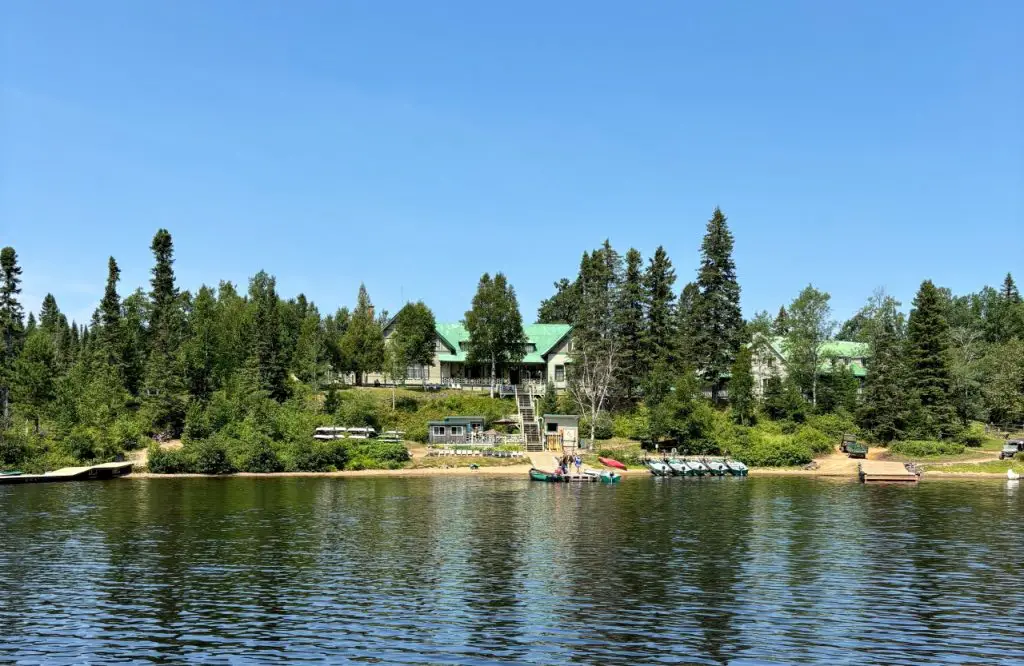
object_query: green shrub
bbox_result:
[110,414,150,451]
[735,432,812,467]
[793,426,834,455]
[1016,452,1024,462]
[182,402,212,443]
[0,430,30,466]
[956,422,987,447]
[350,441,410,465]
[189,438,236,474]
[613,409,651,441]
[233,436,284,473]
[291,440,348,472]
[147,444,193,474]
[394,396,419,412]
[63,426,99,461]
[336,392,382,430]
[889,440,965,457]
[406,423,428,443]
[805,413,857,441]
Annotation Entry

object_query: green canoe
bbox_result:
[529,468,564,482]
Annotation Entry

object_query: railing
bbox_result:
[428,434,525,446]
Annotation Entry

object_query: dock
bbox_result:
[859,460,920,483]
[0,461,134,485]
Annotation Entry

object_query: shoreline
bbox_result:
[125,466,1015,480]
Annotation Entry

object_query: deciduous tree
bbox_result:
[464,273,527,396]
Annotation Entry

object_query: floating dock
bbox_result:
[859,460,920,483]
[0,461,134,485]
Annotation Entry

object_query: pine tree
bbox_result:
[858,296,909,442]
[729,344,756,425]
[642,245,677,375]
[341,284,385,387]
[906,280,959,438]
[1,246,25,424]
[615,248,645,400]
[691,208,743,398]
[464,273,527,396]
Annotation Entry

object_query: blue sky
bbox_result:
[3,1,1021,328]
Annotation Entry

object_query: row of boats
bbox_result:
[645,457,749,477]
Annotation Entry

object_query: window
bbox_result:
[450,426,465,436]
[459,342,470,351]
[407,365,424,380]
[547,422,559,433]
[555,365,565,381]
[525,343,536,352]
[431,426,446,437]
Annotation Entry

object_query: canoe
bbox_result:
[0,470,24,477]
[529,468,564,482]
[599,457,627,470]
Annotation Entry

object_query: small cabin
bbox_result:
[542,414,580,452]
[427,416,485,444]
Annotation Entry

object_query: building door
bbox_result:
[509,367,520,385]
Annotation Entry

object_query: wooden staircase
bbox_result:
[516,388,543,451]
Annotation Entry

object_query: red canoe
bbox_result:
[599,457,627,470]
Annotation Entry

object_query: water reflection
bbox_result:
[1,477,1022,664]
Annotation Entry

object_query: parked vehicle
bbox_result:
[1000,439,1024,460]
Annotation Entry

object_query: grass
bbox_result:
[922,459,1024,474]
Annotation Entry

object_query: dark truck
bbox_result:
[840,433,868,459]
[999,439,1024,460]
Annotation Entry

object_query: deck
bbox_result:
[0,461,134,485]
[859,460,920,483]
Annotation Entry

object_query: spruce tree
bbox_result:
[858,296,909,442]
[773,306,789,335]
[675,282,699,366]
[691,208,743,398]
[39,294,61,332]
[98,257,124,371]
[0,246,25,423]
[616,248,645,400]
[642,245,677,374]
[143,229,187,434]
[906,280,959,438]
[181,285,219,400]
[13,330,56,433]
[537,278,580,324]
[247,271,289,400]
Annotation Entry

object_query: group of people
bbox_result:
[556,453,583,476]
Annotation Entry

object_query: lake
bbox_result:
[1,476,1022,664]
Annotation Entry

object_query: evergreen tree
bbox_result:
[982,339,1024,425]
[25,312,36,334]
[464,273,527,396]
[292,303,329,390]
[857,295,909,442]
[341,284,385,386]
[906,280,959,438]
[615,248,645,400]
[538,382,559,415]
[642,245,677,374]
[1,246,25,424]
[120,289,148,395]
[98,257,124,371]
[39,294,61,331]
[143,230,187,434]
[691,208,743,398]
[773,306,790,335]
[729,344,756,425]
[537,278,580,324]
[247,271,289,400]
[181,285,219,401]
[675,282,699,365]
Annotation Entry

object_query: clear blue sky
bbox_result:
[3,1,1021,328]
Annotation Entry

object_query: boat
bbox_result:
[686,460,710,476]
[1009,469,1020,481]
[599,470,621,483]
[599,457,627,470]
[704,459,729,476]
[529,468,564,482]
[724,459,749,477]
[665,459,689,476]
[0,470,24,477]
[646,460,672,477]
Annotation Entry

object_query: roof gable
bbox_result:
[433,322,572,363]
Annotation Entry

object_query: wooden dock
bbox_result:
[859,460,920,483]
[0,461,134,485]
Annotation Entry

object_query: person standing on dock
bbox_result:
[573,454,582,475]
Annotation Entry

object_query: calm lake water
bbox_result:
[1,476,1023,665]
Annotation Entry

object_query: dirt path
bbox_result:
[127,440,181,468]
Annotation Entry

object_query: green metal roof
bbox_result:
[435,323,571,364]
[770,336,870,377]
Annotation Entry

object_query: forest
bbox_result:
[1,209,1022,473]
